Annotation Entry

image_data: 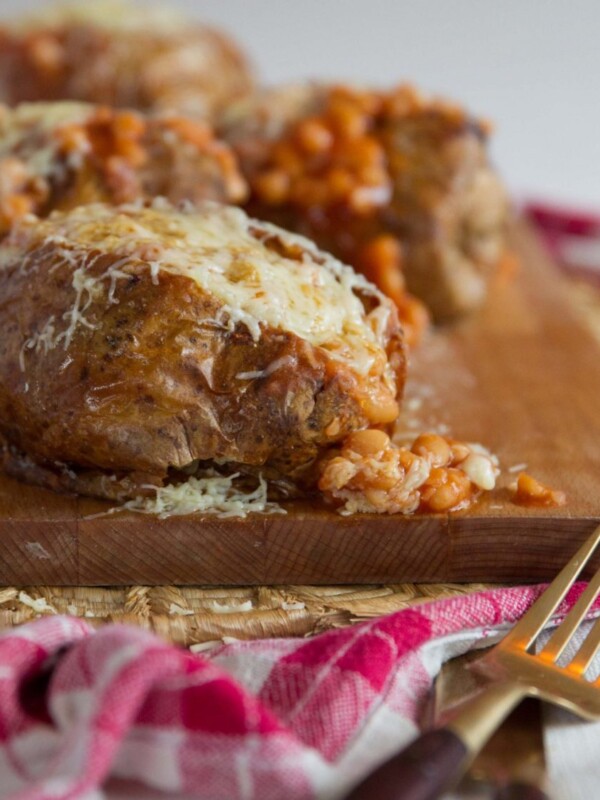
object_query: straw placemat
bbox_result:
[1,278,598,645]
[0,583,492,647]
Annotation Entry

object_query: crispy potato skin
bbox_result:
[0,231,405,497]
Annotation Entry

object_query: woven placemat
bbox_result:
[0,583,493,646]
[1,278,597,644]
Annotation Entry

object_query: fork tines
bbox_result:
[503,525,600,675]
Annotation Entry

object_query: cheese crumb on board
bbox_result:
[119,472,285,520]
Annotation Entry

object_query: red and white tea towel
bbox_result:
[0,584,597,800]
[525,200,600,282]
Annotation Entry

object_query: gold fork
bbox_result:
[346,524,600,800]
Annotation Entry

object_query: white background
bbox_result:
[2,0,598,208]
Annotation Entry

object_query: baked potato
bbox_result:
[0,201,405,501]
[0,1,253,119]
[0,101,246,238]
[222,83,510,326]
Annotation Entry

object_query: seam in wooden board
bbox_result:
[445,514,600,582]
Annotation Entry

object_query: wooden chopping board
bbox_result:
[1,222,599,586]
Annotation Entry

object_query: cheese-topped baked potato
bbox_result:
[222,83,510,326]
[0,1,253,119]
[0,102,246,238]
[0,201,405,501]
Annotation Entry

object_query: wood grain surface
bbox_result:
[1,222,599,586]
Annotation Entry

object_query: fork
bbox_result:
[345,523,600,800]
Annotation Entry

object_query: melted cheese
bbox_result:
[0,102,94,178]
[12,1,187,34]
[14,201,395,377]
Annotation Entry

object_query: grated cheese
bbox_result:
[54,255,133,349]
[14,0,189,34]
[13,202,395,379]
[19,315,57,371]
[119,472,285,520]
[235,355,295,381]
[507,462,528,474]
[0,102,93,179]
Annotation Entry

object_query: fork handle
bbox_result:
[344,683,524,800]
[344,728,468,800]
[494,783,549,800]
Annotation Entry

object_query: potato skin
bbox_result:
[0,210,405,498]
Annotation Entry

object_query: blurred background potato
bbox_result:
[1,0,597,207]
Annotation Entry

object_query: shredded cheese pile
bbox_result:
[119,472,285,520]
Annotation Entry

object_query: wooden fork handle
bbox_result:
[494,783,549,800]
[344,727,468,800]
